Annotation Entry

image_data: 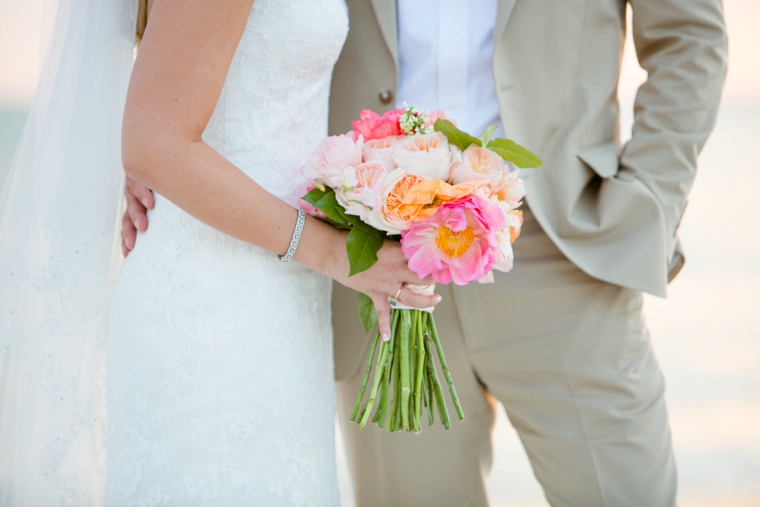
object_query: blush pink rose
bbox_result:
[426,110,453,126]
[301,134,363,188]
[400,196,506,285]
[362,135,403,169]
[449,145,509,194]
[392,133,457,181]
[336,160,390,220]
[495,169,526,210]
[351,109,405,141]
[492,204,524,273]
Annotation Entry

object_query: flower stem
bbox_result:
[351,330,380,422]
[424,333,450,429]
[422,313,435,428]
[390,311,403,431]
[429,316,465,421]
[413,312,426,433]
[399,310,412,431]
[359,340,389,429]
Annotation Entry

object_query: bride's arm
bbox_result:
[123,0,438,338]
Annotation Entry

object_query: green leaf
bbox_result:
[346,226,384,276]
[478,124,498,146]
[486,138,543,168]
[315,216,352,230]
[347,214,386,236]
[305,187,349,225]
[357,293,378,332]
[302,186,329,206]
[433,119,482,151]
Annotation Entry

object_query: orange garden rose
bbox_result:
[367,169,428,234]
[395,179,490,222]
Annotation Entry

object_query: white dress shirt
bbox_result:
[396,0,502,137]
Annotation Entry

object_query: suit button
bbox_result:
[378,88,394,105]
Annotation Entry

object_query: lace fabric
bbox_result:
[105,0,348,505]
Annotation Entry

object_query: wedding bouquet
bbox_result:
[300,105,541,433]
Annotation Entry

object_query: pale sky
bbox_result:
[0,0,758,107]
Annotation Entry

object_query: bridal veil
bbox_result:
[0,0,136,504]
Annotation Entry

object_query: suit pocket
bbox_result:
[577,140,621,179]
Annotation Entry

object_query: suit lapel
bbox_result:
[369,0,398,66]
[495,0,518,44]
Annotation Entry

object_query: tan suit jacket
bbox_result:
[328,5,726,502]
[328,0,728,299]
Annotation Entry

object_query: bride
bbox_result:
[0,0,438,504]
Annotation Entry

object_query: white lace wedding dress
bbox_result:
[105,1,348,505]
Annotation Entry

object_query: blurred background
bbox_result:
[1,0,758,505]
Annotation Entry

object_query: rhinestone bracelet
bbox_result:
[279,208,306,262]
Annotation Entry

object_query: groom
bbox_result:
[122,0,727,505]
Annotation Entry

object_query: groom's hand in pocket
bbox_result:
[121,176,154,257]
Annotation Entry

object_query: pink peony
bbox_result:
[351,109,405,141]
[301,134,363,188]
[401,196,506,285]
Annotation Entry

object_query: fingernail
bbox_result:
[435,295,442,304]
[389,299,397,307]
[382,333,390,342]
[141,198,149,208]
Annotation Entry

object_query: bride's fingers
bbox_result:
[397,287,441,310]
[398,270,434,286]
[126,177,155,210]
[122,212,137,253]
[126,191,149,232]
[370,292,392,342]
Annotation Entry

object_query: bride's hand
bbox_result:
[121,177,154,256]
[324,231,441,341]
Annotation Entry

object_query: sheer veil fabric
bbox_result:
[0,0,136,504]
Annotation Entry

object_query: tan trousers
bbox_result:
[332,206,677,507]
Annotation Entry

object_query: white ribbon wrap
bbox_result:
[393,283,437,313]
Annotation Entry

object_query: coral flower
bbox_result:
[351,109,405,141]
[401,197,506,285]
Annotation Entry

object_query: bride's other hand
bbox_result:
[310,230,440,341]
[121,177,154,257]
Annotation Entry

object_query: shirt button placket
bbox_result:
[437,0,468,127]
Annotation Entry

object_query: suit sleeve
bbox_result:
[622,0,727,257]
